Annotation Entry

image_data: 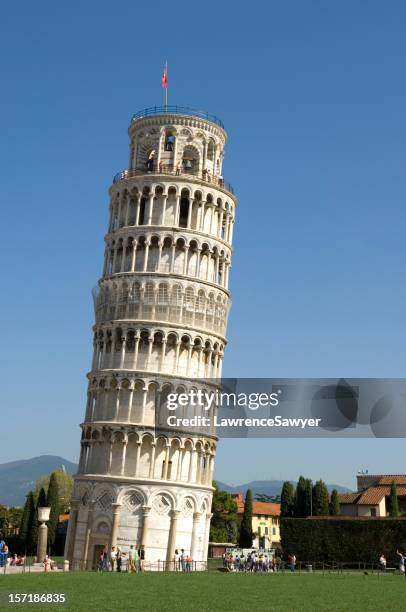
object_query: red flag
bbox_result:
[162,64,167,89]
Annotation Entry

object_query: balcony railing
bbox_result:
[113,166,234,195]
[131,106,224,129]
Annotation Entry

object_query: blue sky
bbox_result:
[1,1,406,488]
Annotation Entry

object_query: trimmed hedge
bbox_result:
[281,518,406,564]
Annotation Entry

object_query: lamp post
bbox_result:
[37,507,51,563]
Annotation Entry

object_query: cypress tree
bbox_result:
[295,476,307,517]
[389,481,399,517]
[312,480,329,516]
[28,502,39,555]
[304,479,313,517]
[239,489,253,547]
[329,489,340,516]
[46,472,60,548]
[281,481,295,517]
[37,488,47,509]
[19,492,35,551]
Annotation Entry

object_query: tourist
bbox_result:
[180,549,186,571]
[175,161,181,176]
[174,548,180,571]
[290,554,296,572]
[97,550,104,572]
[138,544,145,572]
[379,554,387,572]
[110,546,117,572]
[397,550,405,574]
[186,554,192,572]
[116,548,122,572]
[10,554,18,566]
[102,545,109,571]
[43,555,51,573]
[128,545,137,573]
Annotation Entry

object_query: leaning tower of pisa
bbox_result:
[64,106,236,570]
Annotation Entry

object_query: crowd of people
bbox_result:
[97,544,147,572]
[222,551,292,573]
[97,544,195,572]
[0,540,26,568]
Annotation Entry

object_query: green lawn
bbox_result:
[0,571,405,611]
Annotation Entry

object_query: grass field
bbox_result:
[0,571,405,611]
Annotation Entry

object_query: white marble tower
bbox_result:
[65,106,236,570]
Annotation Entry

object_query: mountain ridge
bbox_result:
[0,456,351,506]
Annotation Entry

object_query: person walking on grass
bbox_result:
[397,550,405,574]
[138,544,145,572]
[116,548,122,572]
[128,545,137,573]
[110,546,117,572]
[379,554,387,572]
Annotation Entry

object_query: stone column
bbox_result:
[110,503,122,550]
[135,441,142,475]
[166,510,180,566]
[37,521,48,564]
[163,444,170,479]
[147,193,154,225]
[119,335,126,369]
[143,241,150,272]
[174,194,180,226]
[120,437,128,476]
[161,195,168,225]
[82,500,95,570]
[203,512,213,564]
[64,499,80,564]
[183,245,190,276]
[133,334,140,369]
[135,195,141,225]
[140,506,151,547]
[131,240,137,271]
[149,442,156,478]
[190,512,202,561]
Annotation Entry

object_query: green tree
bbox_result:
[239,489,253,547]
[305,479,313,516]
[281,481,295,517]
[19,492,35,551]
[37,488,47,509]
[210,482,238,542]
[329,489,340,516]
[46,472,60,548]
[389,481,399,517]
[295,476,307,517]
[35,468,73,513]
[312,480,330,516]
[28,502,39,555]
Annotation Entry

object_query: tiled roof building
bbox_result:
[338,474,406,517]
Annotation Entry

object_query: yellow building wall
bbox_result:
[252,514,280,544]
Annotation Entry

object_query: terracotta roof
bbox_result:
[378,476,406,486]
[232,495,280,516]
[338,492,361,504]
[358,486,406,505]
[252,502,281,516]
[339,486,406,506]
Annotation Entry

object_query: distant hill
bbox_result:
[0,455,77,507]
[216,479,351,499]
[0,454,351,508]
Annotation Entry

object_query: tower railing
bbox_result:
[113,166,234,195]
[131,106,224,129]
